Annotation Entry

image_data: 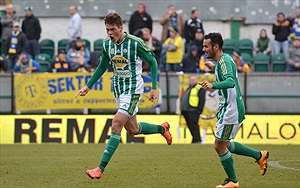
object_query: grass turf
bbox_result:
[1,144,299,188]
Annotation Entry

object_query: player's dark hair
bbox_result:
[191,8,198,14]
[204,32,223,49]
[104,12,123,27]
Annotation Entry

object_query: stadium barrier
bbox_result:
[0,72,299,114]
[13,72,159,111]
[0,115,298,145]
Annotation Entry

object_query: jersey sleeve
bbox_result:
[86,47,110,88]
[137,40,158,90]
[212,59,235,89]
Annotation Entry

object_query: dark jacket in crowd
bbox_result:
[189,38,204,58]
[184,18,204,43]
[5,31,29,56]
[141,36,162,71]
[22,14,41,40]
[142,36,162,63]
[181,46,200,73]
[129,5,153,36]
[181,84,205,113]
[272,19,290,42]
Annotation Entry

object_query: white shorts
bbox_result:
[215,122,240,140]
[116,94,141,117]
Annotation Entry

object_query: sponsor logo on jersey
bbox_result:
[115,70,131,78]
[111,55,131,78]
[110,48,115,54]
[219,95,225,104]
[112,55,128,68]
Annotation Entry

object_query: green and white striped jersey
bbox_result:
[212,53,245,124]
[87,32,158,98]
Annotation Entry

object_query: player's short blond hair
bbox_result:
[141,27,150,34]
[6,4,13,8]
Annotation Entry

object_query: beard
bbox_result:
[206,50,216,59]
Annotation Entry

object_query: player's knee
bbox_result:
[111,123,123,133]
[214,140,229,154]
[127,128,138,136]
[214,143,220,152]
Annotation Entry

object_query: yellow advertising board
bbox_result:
[14,72,158,111]
[0,115,299,145]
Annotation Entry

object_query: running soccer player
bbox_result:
[75,12,172,179]
[199,32,269,188]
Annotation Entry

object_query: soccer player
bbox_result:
[75,12,172,179]
[199,32,269,188]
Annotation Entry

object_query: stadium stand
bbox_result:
[238,39,253,57]
[223,39,236,55]
[93,39,103,52]
[83,39,91,51]
[39,39,55,58]
[34,53,51,72]
[57,39,68,54]
[253,53,270,72]
[271,53,286,72]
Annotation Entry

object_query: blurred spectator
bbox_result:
[159,5,184,42]
[184,8,204,44]
[181,76,206,143]
[188,29,204,58]
[199,86,218,144]
[129,3,153,37]
[162,28,183,72]
[1,4,19,54]
[289,7,300,40]
[22,5,41,57]
[285,39,300,72]
[255,29,272,55]
[67,5,82,50]
[199,54,212,73]
[0,56,8,72]
[49,50,71,72]
[14,52,40,73]
[272,12,290,55]
[232,51,251,73]
[181,45,199,73]
[5,21,29,72]
[67,37,91,71]
[141,27,162,71]
[73,55,91,72]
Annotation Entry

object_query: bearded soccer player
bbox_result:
[199,32,269,188]
[75,13,172,179]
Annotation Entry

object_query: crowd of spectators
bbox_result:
[0,3,299,73]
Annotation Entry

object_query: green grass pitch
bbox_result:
[1,144,299,187]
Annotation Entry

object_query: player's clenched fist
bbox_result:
[75,85,90,98]
[149,89,157,107]
[204,60,215,70]
[198,80,213,90]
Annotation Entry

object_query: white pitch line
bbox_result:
[268,160,300,171]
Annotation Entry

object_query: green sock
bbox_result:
[98,132,120,173]
[219,150,237,182]
[229,141,261,160]
[138,122,164,135]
